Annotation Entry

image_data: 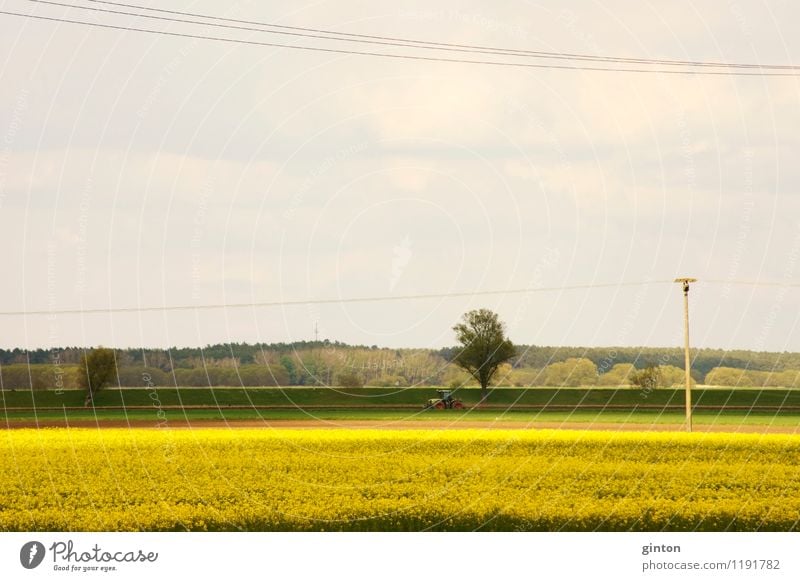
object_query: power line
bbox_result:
[32,0,615,63]
[0,278,797,318]
[25,0,800,71]
[78,0,800,71]
[0,280,672,317]
[3,9,800,76]
[702,279,800,288]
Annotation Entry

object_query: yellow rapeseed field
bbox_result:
[1,428,799,531]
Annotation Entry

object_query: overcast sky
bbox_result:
[1,0,799,351]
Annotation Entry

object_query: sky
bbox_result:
[1,0,799,351]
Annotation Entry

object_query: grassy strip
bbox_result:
[2,407,799,426]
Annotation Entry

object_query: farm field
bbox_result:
[5,386,800,409]
[4,387,800,430]
[1,428,799,532]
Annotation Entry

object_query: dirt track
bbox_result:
[5,418,800,434]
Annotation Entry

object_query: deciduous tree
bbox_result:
[78,348,117,407]
[452,309,516,402]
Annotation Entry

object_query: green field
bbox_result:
[4,386,800,408]
[3,408,800,427]
[3,387,800,427]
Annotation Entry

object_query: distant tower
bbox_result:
[314,322,319,342]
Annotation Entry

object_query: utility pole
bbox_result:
[314,322,319,342]
[674,277,697,432]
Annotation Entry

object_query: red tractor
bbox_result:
[424,389,465,410]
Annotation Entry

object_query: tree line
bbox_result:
[3,343,799,376]
[2,349,798,391]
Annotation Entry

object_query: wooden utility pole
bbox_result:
[674,277,697,432]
